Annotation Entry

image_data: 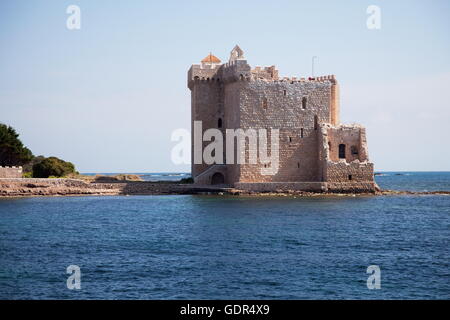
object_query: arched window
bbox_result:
[339,144,346,159]
[302,97,307,109]
[218,118,222,128]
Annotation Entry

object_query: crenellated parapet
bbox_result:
[188,48,339,88]
[221,59,252,83]
[187,63,222,89]
[0,166,23,178]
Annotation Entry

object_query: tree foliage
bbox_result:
[32,157,76,178]
[22,155,45,173]
[0,123,33,166]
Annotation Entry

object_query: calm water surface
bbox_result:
[0,172,449,299]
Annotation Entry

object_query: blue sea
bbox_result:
[0,172,449,299]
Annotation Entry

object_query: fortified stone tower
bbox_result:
[187,46,378,193]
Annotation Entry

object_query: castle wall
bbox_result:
[188,49,377,192]
[235,182,326,192]
[191,79,223,179]
[235,79,332,183]
[327,126,367,163]
[319,124,377,191]
[223,81,242,184]
[330,81,340,125]
[0,166,23,178]
[324,161,374,183]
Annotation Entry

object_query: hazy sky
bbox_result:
[1,0,449,172]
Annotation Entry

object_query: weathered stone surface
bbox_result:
[0,166,22,178]
[188,47,378,192]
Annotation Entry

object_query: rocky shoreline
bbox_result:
[1,178,449,198]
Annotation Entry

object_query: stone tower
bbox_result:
[187,46,378,193]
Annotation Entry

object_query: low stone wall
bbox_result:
[323,160,379,192]
[0,178,122,197]
[0,178,200,197]
[235,182,326,192]
[325,160,374,182]
[234,181,378,193]
[326,182,379,193]
[0,178,88,187]
[0,166,22,178]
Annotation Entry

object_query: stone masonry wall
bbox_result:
[327,125,367,163]
[236,79,332,183]
[188,49,377,192]
[325,160,374,183]
[0,166,22,178]
[191,79,223,178]
[235,182,326,192]
[194,165,227,185]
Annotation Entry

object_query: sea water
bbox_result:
[0,172,449,299]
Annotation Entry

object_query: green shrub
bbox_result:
[32,157,76,178]
[22,171,33,178]
[22,155,45,174]
[180,177,194,184]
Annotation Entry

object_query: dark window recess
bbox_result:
[262,97,268,109]
[328,142,331,151]
[339,144,346,159]
[218,118,222,128]
[289,137,292,143]
[301,128,304,138]
[351,146,359,155]
[283,90,287,96]
[297,162,300,168]
[314,115,318,130]
[348,174,352,181]
[302,97,307,109]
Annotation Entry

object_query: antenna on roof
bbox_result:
[312,56,318,77]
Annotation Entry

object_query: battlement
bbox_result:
[261,74,337,83]
[274,74,337,83]
[188,46,338,88]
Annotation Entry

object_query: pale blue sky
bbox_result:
[1,0,449,172]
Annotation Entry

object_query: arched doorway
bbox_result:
[211,172,225,185]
